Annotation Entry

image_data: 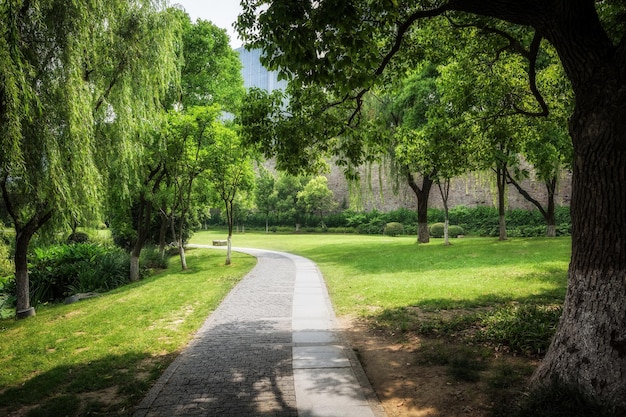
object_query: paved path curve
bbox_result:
[134,246,387,417]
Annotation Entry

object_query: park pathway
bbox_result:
[133,246,386,417]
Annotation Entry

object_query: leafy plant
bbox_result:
[26,244,133,305]
[383,222,404,237]
[476,304,562,355]
[429,222,445,237]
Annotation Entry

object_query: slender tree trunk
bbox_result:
[2,175,54,319]
[438,179,451,246]
[531,72,626,412]
[158,209,168,259]
[495,165,507,241]
[225,201,233,265]
[407,171,434,244]
[130,194,151,281]
[506,169,559,237]
[265,215,269,233]
[545,178,557,237]
[14,231,35,318]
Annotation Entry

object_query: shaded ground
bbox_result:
[338,315,537,417]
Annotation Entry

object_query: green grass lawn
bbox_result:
[0,248,256,416]
[191,231,570,316]
[0,230,571,416]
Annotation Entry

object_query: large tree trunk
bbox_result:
[14,232,35,319]
[12,210,53,319]
[531,68,626,411]
[407,171,434,244]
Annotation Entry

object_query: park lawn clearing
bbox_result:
[192,231,570,315]
[193,231,571,416]
[0,248,256,417]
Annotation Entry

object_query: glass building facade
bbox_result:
[236,47,287,92]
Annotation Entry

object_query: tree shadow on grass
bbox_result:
[0,350,178,417]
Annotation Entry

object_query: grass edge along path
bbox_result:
[0,248,256,417]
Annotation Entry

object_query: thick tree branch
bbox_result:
[512,32,549,116]
[505,167,547,217]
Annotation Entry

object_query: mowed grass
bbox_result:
[0,249,256,416]
[192,231,570,316]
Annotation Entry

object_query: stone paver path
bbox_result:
[134,247,386,417]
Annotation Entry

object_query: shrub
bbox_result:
[384,222,404,237]
[448,225,465,237]
[429,223,445,238]
[475,304,562,356]
[140,246,169,270]
[27,243,133,305]
[66,231,90,244]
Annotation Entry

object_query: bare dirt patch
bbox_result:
[338,315,535,417]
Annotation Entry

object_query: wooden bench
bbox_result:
[212,240,227,246]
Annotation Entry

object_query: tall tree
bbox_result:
[297,176,337,228]
[255,166,278,233]
[206,125,255,265]
[114,13,245,275]
[238,1,626,410]
[0,1,179,318]
[163,106,220,271]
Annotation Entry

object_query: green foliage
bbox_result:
[448,225,465,237]
[0,239,12,278]
[140,246,169,270]
[26,244,133,305]
[172,14,244,110]
[297,176,337,226]
[429,222,464,238]
[476,305,563,356]
[429,222,445,238]
[383,222,404,237]
[66,232,89,244]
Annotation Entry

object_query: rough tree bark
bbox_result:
[519,3,626,411]
[531,58,626,412]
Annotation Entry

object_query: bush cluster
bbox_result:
[216,205,571,237]
[14,243,134,306]
[383,222,404,237]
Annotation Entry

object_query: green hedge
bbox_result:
[217,206,571,237]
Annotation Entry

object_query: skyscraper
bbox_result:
[236,47,287,92]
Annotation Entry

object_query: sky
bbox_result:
[171,0,243,48]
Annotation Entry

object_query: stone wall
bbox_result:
[325,162,572,212]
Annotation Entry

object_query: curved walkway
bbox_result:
[134,246,386,417]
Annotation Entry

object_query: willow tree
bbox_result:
[0,1,179,318]
[238,0,626,412]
